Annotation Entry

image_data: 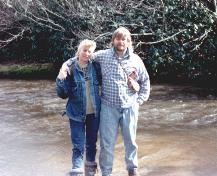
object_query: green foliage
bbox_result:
[142,0,217,85]
[0,0,216,86]
[0,63,56,79]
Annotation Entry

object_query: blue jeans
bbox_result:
[69,114,99,170]
[99,103,139,175]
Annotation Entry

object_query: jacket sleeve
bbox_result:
[56,78,69,99]
[136,56,151,105]
[93,62,102,85]
[56,58,76,99]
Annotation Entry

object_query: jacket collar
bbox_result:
[74,57,91,72]
[111,47,133,60]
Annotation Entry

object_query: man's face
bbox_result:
[113,36,129,52]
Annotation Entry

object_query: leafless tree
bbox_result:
[0,0,216,49]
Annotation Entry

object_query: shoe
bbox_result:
[70,168,84,176]
[85,161,97,176]
[128,168,138,176]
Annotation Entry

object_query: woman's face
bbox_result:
[78,46,94,63]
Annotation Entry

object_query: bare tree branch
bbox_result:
[135,29,187,46]
[94,32,112,41]
[0,28,26,48]
[0,0,216,49]
[183,28,212,51]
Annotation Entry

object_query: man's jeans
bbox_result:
[99,103,139,175]
[69,114,99,170]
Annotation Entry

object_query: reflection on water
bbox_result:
[0,80,216,176]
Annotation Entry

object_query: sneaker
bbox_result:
[70,168,84,176]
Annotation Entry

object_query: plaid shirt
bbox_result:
[92,48,150,108]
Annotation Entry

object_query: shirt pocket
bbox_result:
[102,62,116,78]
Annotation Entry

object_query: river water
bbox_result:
[0,80,216,176]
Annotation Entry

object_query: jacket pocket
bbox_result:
[69,81,83,99]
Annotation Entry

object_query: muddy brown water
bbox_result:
[0,80,216,176]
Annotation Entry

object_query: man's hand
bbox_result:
[128,77,140,92]
[57,62,70,80]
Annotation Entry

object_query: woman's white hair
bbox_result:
[76,39,96,56]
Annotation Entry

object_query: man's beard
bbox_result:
[115,45,125,52]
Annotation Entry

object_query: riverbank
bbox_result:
[1,63,217,95]
[0,63,58,79]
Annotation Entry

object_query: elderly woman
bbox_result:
[56,39,101,176]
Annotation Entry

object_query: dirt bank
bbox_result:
[0,63,58,79]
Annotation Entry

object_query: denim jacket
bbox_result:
[56,58,101,122]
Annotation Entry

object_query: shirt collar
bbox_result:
[111,47,133,60]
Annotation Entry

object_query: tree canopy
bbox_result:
[0,0,217,85]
